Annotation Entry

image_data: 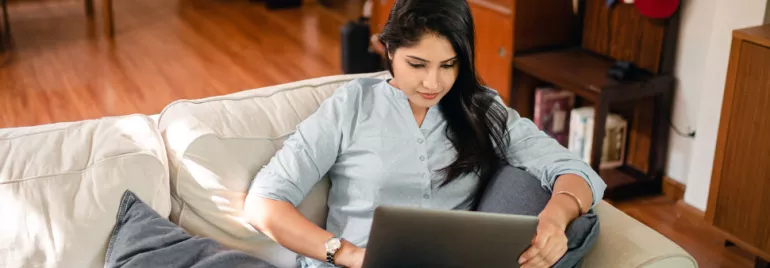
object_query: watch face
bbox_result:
[326,238,341,251]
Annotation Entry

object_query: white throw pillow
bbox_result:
[157,71,391,268]
[0,114,171,268]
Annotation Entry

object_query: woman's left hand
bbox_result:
[518,217,568,268]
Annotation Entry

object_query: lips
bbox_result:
[419,92,439,100]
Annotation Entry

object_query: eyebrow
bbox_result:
[406,55,458,63]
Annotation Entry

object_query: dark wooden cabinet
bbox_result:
[706,24,770,265]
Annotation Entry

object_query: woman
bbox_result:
[245,0,606,267]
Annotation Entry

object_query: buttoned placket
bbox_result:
[418,107,439,208]
[386,81,438,208]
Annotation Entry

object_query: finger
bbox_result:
[539,236,561,262]
[533,232,551,251]
[520,254,545,268]
[522,255,548,268]
[518,246,539,264]
[543,241,568,266]
[541,235,567,265]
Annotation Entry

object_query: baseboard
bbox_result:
[676,199,705,220]
[662,176,686,201]
[663,176,705,220]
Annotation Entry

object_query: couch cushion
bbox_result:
[579,201,697,268]
[157,71,391,268]
[105,190,276,268]
[0,114,171,268]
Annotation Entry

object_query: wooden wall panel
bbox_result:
[513,0,578,53]
[580,0,667,73]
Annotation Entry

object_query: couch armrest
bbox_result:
[580,201,698,268]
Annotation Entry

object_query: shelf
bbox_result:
[600,166,662,201]
[513,48,661,102]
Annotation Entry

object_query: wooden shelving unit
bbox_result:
[510,0,681,200]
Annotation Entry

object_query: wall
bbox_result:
[665,0,768,211]
[665,0,716,185]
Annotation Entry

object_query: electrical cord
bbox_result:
[670,121,695,138]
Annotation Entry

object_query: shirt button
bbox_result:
[419,156,426,161]
[417,138,424,144]
[423,194,430,199]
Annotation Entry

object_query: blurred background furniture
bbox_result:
[705,23,770,268]
[86,0,114,37]
[1,0,8,50]
[0,0,114,40]
[369,0,681,201]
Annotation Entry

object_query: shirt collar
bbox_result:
[379,79,442,114]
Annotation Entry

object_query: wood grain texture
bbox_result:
[625,97,653,173]
[369,0,394,35]
[512,48,614,102]
[580,0,667,73]
[710,40,770,260]
[733,24,770,48]
[706,37,744,224]
[663,176,686,201]
[615,196,756,268]
[0,0,362,128]
[470,2,512,104]
[512,0,576,53]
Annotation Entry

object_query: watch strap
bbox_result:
[326,236,341,265]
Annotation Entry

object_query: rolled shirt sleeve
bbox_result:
[248,84,354,207]
[503,107,607,208]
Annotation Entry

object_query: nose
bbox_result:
[422,70,440,91]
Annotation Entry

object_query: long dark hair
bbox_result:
[378,0,511,209]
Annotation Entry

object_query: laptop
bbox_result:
[361,206,539,268]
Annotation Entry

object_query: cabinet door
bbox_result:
[709,40,770,257]
[470,4,513,104]
[370,0,396,35]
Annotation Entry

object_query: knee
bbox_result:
[475,165,551,215]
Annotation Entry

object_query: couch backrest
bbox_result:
[157,71,391,267]
[0,115,171,268]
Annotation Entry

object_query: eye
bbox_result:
[441,62,457,69]
[408,62,425,68]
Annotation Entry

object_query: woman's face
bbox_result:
[388,34,459,110]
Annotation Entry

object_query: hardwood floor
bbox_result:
[0,0,363,128]
[613,196,757,268]
[0,0,760,267]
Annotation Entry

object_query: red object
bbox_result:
[634,0,680,19]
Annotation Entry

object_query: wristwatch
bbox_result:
[325,236,343,265]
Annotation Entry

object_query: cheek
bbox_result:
[440,68,458,89]
[392,65,421,89]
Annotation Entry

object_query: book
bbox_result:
[568,107,628,169]
[533,87,575,147]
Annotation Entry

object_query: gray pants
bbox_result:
[475,165,600,268]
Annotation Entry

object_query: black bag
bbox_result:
[340,17,384,74]
[262,0,301,9]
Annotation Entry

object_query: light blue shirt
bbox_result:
[248,78,606,268]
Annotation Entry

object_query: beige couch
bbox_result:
[0,71,697,268]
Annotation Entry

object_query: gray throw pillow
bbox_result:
[475,165,600,268]
[105,190,277,268]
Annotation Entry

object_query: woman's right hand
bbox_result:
[335,242,366,268]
